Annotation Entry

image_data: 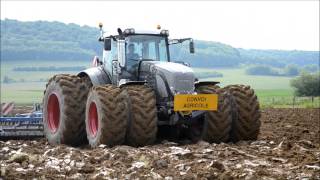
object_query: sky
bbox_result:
[1,1,319,51]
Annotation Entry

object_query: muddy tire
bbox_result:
[224,85,261,142]
[123,85,157,147]
[85,85,127,147]
[43,74,90,145]
[196,85,232,143]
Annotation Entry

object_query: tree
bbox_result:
[3,75,14,83]
[245,65,279,76]
[303,64,319,73]
[284,64,300,76]
[290,72,320,96]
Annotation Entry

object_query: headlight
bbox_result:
[160,30,169,36]
[124,28,135,35]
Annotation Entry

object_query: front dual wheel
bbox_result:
[195,85,232,143]
[194,84,261,143]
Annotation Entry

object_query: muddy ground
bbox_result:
[0,108,319,179]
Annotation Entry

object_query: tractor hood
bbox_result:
[141,61,195,97]
[154,62,194,74]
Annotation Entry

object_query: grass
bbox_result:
[193,68,319,108]
[1,60,88,104]
[193,68,292,90]
[255,89,319,108]
[1,82,44,104]
[1,60,318,108]
[255,89,294,97]
[1,60,89,82]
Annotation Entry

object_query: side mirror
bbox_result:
[104,38,111,51]
[189,40,195,54]
[118,40,126,67]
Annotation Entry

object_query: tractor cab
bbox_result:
[99,25,194,85]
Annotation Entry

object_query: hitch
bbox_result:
[0,104,43,138]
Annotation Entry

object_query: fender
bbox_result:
[118,79,146,87]
[194,81,220,88]
[78,67,111,86]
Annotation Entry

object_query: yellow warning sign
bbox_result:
[174,94,218,111]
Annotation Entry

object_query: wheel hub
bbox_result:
[88,102,98,137]
[47,93,60,133]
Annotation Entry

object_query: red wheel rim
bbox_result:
[88,102,98,137]
[47,93,60,133]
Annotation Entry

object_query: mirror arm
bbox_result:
[168,38,193,45]
[111,36,117,41]
[100,35,118,42]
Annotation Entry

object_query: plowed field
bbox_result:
[1,108,319,179]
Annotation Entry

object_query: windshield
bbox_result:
[126,35,168,62]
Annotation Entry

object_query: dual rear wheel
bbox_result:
[85,85,128,147]
[43,74,89,145]
[85,85,157,147]
[43,75,157,147]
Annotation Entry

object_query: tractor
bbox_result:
[43,24,261,147]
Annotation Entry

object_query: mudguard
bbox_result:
[118,79,146,87]
[195,81,220,88]
[78,67,111,86]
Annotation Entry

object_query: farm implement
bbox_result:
[0,103,43,138]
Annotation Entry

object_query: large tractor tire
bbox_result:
[196,85,232,143]
[224,85,261,142]
[43,74,90,145]
[123,85,157,147]
[85,85,128,147]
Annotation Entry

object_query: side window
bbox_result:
[104,40,116,74]
[148,42,157,60]
[112,40,117,60]
[159,39,167,61]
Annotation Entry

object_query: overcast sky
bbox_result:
[1,1,319,51]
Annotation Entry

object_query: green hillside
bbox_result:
[1,19,319,68]
[239,48,319,67]
[1,19,100,61]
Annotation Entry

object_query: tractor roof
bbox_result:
[103,28,169,38]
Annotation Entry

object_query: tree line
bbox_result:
[245,64,319,76]
[13,66,86,71]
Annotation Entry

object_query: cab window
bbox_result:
[126,35,168,62]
